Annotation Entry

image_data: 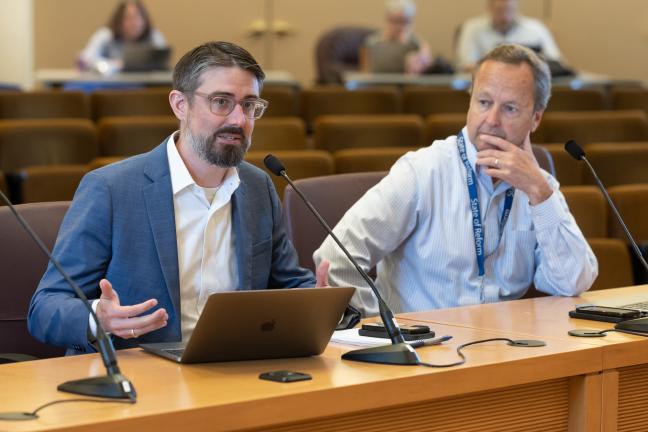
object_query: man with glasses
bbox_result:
[29,41,327,354]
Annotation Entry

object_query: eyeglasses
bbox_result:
[193,91,269,120]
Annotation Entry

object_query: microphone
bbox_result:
[264,154,420,365]
[564,140,648,335]
[0,190,136,401]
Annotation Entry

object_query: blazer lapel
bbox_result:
[232,179,252,291]
[142,143,181,316]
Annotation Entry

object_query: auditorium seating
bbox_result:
[19,165,88,203]
[561,186,607,238]
[245,150,334,199]
[0,91,90,120]
[97,116,178,157]
[261,85,300,117]
[0,119,98,174]
[546,88,606,111]
[301,86,400,131]
[533,110,648,144]
[543,143,583,186]
[403,87,470,117]
[283,171,386,271]
[610,88,648,114]
[608,184,648,243]
[90,88,174,120]
[587,238,634,290]
[253,117,308,151]
[582,142,648,186]
[424,113,465,142]
[334,147,417,173]
[0,201,69,360]
[314,115,424,151]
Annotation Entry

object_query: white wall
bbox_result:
[0,0,34,89]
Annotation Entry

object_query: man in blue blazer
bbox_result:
[28,41,326,355]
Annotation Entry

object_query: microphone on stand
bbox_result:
[0,190,136,401]
[564,140,648,334]
[263,154,420,365]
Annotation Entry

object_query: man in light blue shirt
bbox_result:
[314,43,597,316]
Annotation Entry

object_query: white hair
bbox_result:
[385,0,416,18]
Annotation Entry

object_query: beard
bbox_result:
[184,125,251,168]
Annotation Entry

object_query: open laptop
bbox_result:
[122,45,171,72]
[140,287,355,363]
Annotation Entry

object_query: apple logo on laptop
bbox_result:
[261,319,276,332]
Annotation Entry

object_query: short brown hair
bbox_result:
[472,43,551,112]
[172,41,265,98]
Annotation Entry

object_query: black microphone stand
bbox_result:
[265,155,420,365]
[0,191,136,400]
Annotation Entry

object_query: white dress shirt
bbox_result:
[456,15,562,70]
[313,128,598,316]
[166,135,240,342]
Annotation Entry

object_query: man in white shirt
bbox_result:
[29,41,328,354]
[314,44,597,316]
[456,0,562,71]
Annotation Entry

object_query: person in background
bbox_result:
[315,44,597,317]
[456,0,562,72]
[360,0,432,74]
[78,0,167,74]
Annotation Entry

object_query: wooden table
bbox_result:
[399,285,648,431]
[0,320,602,432]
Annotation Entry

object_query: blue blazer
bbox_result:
[28,141,316,354]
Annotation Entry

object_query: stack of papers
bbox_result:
[330,329,395,347]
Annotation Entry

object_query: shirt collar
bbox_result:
[166,132,240,197]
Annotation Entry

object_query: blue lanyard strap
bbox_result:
[457,133,515,276]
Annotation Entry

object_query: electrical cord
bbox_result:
[0,397,134,421]
[417,337,533,368]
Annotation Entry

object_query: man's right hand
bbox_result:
[96,279,168,339]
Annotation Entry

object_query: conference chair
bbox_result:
[0,170,6,202]
[90,88,173,121]
[608,184,648,284]
[315,26,375,84]
[0,90,90,120]
[424,113,465,142]
[283,171,386,271]
[314,115,424,151]
[542,143,583,186]
[403,87,470,117]
[561,186,607,238]
[0,201,69,361]
[587,238,634,291]
[245,150,334,200]
[334,146,417,173]
[19,165,89,203]
[531,144,556,178]
[0,119,98,175]
[302,86,401,131]
[97,116,178,157]
[546,88,606,112]
[533,110,648,144]
[261,85,301,117]
[611,88,648,114]
[253,117,308,151]
[583,142,648,186]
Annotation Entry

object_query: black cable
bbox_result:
[417,338,516,368]
[0,397,134,421]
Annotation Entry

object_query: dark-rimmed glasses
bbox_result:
[193,91,269,119]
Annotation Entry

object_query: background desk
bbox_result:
[0,321,601,432]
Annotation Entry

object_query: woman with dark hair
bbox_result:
[78,0,167,73]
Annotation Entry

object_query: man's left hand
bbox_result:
[475,133,553,205]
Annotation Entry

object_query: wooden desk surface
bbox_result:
[0,321,600,432]
[399,285,648,369]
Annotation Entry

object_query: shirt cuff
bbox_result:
[88,299,100,339]
[530,190,569,232]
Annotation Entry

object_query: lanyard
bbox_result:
[457,133,515,276]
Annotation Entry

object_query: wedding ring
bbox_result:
[131,329,137,338]
[494,158,499,167]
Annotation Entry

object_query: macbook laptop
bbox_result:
[140,287,355,363]
[122,45,171,72]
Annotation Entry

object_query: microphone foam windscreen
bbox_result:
[263,154,285,176]
[564,140,586,161]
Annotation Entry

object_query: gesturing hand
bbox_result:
[96,279,168,339]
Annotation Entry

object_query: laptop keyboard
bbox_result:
[163,349,185,358]
[621,301,648,311]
